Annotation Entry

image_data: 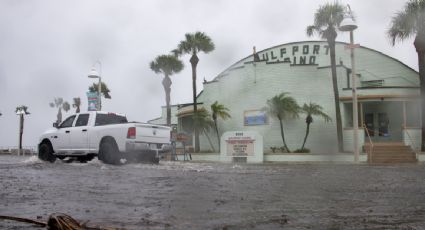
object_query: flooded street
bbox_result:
[1,155,425,229]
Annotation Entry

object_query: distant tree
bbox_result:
[300,103,332,150]
[265,93,300,152]
[388,0,425,150]
[175,31,215,152]
[192,109,216,152]
[210,101,231,151]
[306,2,346,152]
[89,82,111,111]
[150,54,184,126]
[73,97,81,113]
[15,105,30,155]
[49,97,70,124]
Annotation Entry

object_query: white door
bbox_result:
[69,114,90,152]
[52,115,76,153]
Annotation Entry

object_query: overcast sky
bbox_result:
[0,0,417,148]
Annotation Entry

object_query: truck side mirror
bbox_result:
[53,122,59,128]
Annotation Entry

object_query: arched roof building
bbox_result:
[153,41,420,154]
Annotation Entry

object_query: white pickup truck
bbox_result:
[38,111,171,164]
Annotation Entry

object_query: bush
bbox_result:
[293,148,310,153]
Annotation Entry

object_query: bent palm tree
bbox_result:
[300,103,332,150]
[73,97,81,113]
[211,101,231,151]
[150,54,184,126]
[307,2,345,152]
[192,109,216,152]
[175,31,215,152]
[265,93,300,152]
[388,0,425,150]
[49,98,70,124]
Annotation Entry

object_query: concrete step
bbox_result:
[365,143,417,164]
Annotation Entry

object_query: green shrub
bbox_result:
[293,148,310,153]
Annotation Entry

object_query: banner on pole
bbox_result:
[86,91,98,111]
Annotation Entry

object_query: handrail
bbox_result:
[363,123,373,163]
[404,128,418,159]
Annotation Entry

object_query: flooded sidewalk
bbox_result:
[1,155,425,229]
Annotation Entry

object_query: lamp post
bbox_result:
[340,5,359,162]
[88,61,102,111]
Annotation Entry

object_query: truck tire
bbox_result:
[99,141,120,165]
[38,143,56,163]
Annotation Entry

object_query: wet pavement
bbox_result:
[1,155,425,229]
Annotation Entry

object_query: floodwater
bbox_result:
[1,155,425,229]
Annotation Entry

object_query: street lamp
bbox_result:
[88,61,102,111]
[339,5,359,162]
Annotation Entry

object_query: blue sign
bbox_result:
[86,91,98,111]
[244,110,267,126]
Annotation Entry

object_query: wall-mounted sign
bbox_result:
[244,110,267,126]
[260,43,330,65]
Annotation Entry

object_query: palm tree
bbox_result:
[192,109,216,152]
[175,31,215,152]
[306,2,345,152]
[150,54,184,126]
[15,105,30,155]
[388,0,425,150]
[73,97,81,113]
[300,103,332,150]
[210,101,231,151]
[49,98,70,124]
[89,82,111,110]
[265,93,300,152]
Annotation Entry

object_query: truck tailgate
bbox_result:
[134,123,170,144]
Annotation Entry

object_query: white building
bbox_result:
[151,41,421,154]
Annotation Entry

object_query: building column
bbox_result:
[403,101,407,129]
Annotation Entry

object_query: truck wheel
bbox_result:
[38,143,56,163]
[99,141,119,165]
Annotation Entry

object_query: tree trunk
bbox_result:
[162,74,172,126]
[214,119,220,152]
[76,106,80,113]
[279,118,290,152]
[19,115,23,154]
[415,35,425,151]
[57,108,62,124]
[328,38,344,152]
[203,128,216,153]
[190,53,200,152]
[301,122,311,150]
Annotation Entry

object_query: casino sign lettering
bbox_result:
[260,44,330,65]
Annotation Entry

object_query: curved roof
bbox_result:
[211,40,417,82]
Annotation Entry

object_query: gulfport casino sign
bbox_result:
[259,43,331,65]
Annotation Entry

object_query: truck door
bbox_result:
[68,114,90,152]
[52,115,76,153]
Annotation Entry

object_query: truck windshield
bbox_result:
[95,113,128,126]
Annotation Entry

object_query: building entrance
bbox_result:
[362,101,403,142]
[364,112,391,142]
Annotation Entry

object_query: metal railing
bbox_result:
[363,123,373,162]
[0,146,37,156]
[404,128,419,160]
